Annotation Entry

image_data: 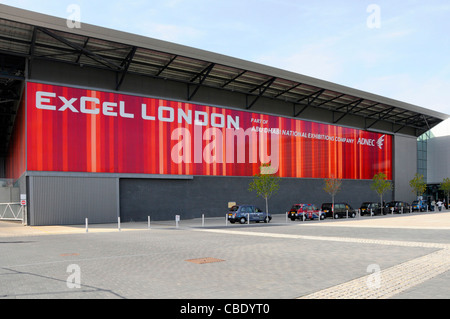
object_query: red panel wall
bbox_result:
[26,82,392,180]
[6,96,26,181]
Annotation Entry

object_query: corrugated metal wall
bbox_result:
[29,176,118,226]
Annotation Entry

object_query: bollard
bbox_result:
[85,218,88,233]
[247,213,250,225]
[118,217,121,231]
[346,210,348,219]
[148,216,151,229]
[202,214,204,227]
[225,214,228,226]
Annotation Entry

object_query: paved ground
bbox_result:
[0,210,449,300]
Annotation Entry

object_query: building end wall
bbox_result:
[394,135,418,202]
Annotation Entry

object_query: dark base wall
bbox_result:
[119,176,392,222]
[28,174,392,225]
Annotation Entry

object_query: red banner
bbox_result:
[26,82,392,179]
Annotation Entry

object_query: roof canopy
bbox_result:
[0,4,448,155]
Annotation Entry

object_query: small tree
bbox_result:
[323,176,342,212]
[248,164,280,216]
[371,172,393,209]
[409,173,426,198]
[440,177,450,208]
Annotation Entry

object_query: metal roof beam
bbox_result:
[189,63,214,83]
[221,70,246,88]
[27,26,37,77]
[246,77,275,109]
[352,102,380,116]
[296,88,325,104]
[366,107,395,128]
[293,103,309,117]
[293,89,325,117]
[37,27,122,70]
[335,98,363,111]
[75,37,90,64]
[273,82,302,98]
[155,55,177,77]
[187,63,215,101]
[314,93,345,108]
[248,77,276,94]
[115,46,137,91]
[333,99,363,124]
[422,114,432,131]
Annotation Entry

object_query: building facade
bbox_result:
[1,5,448,225]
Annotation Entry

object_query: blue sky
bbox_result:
[2,0,450,131]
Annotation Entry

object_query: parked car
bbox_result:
[359,202,386,216]
[321,202,357,219]
[228,205,272,224]
[305,209,326,220]
[411,200,427,212]
[288,203,325,221]
[386,201,411,214]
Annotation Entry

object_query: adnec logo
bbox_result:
[377,135,385,150]
[357,134,385,149]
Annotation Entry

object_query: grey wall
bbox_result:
[119,176,392,222]
[29,176,118,226]
[427,136,450,184]
[0,187,19,202]
[394,134,417,202]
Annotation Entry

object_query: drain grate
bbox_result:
[185,257,225,264]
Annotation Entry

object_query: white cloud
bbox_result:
[255,36,344,82]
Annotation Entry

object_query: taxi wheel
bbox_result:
[239,217,246,224]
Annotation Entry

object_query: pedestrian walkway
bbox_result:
[303,210,450,230]
[2,211,450,237]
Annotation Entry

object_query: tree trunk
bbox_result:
[332,195,335,216]
[265,197,269,213]
[380,194,383,214]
